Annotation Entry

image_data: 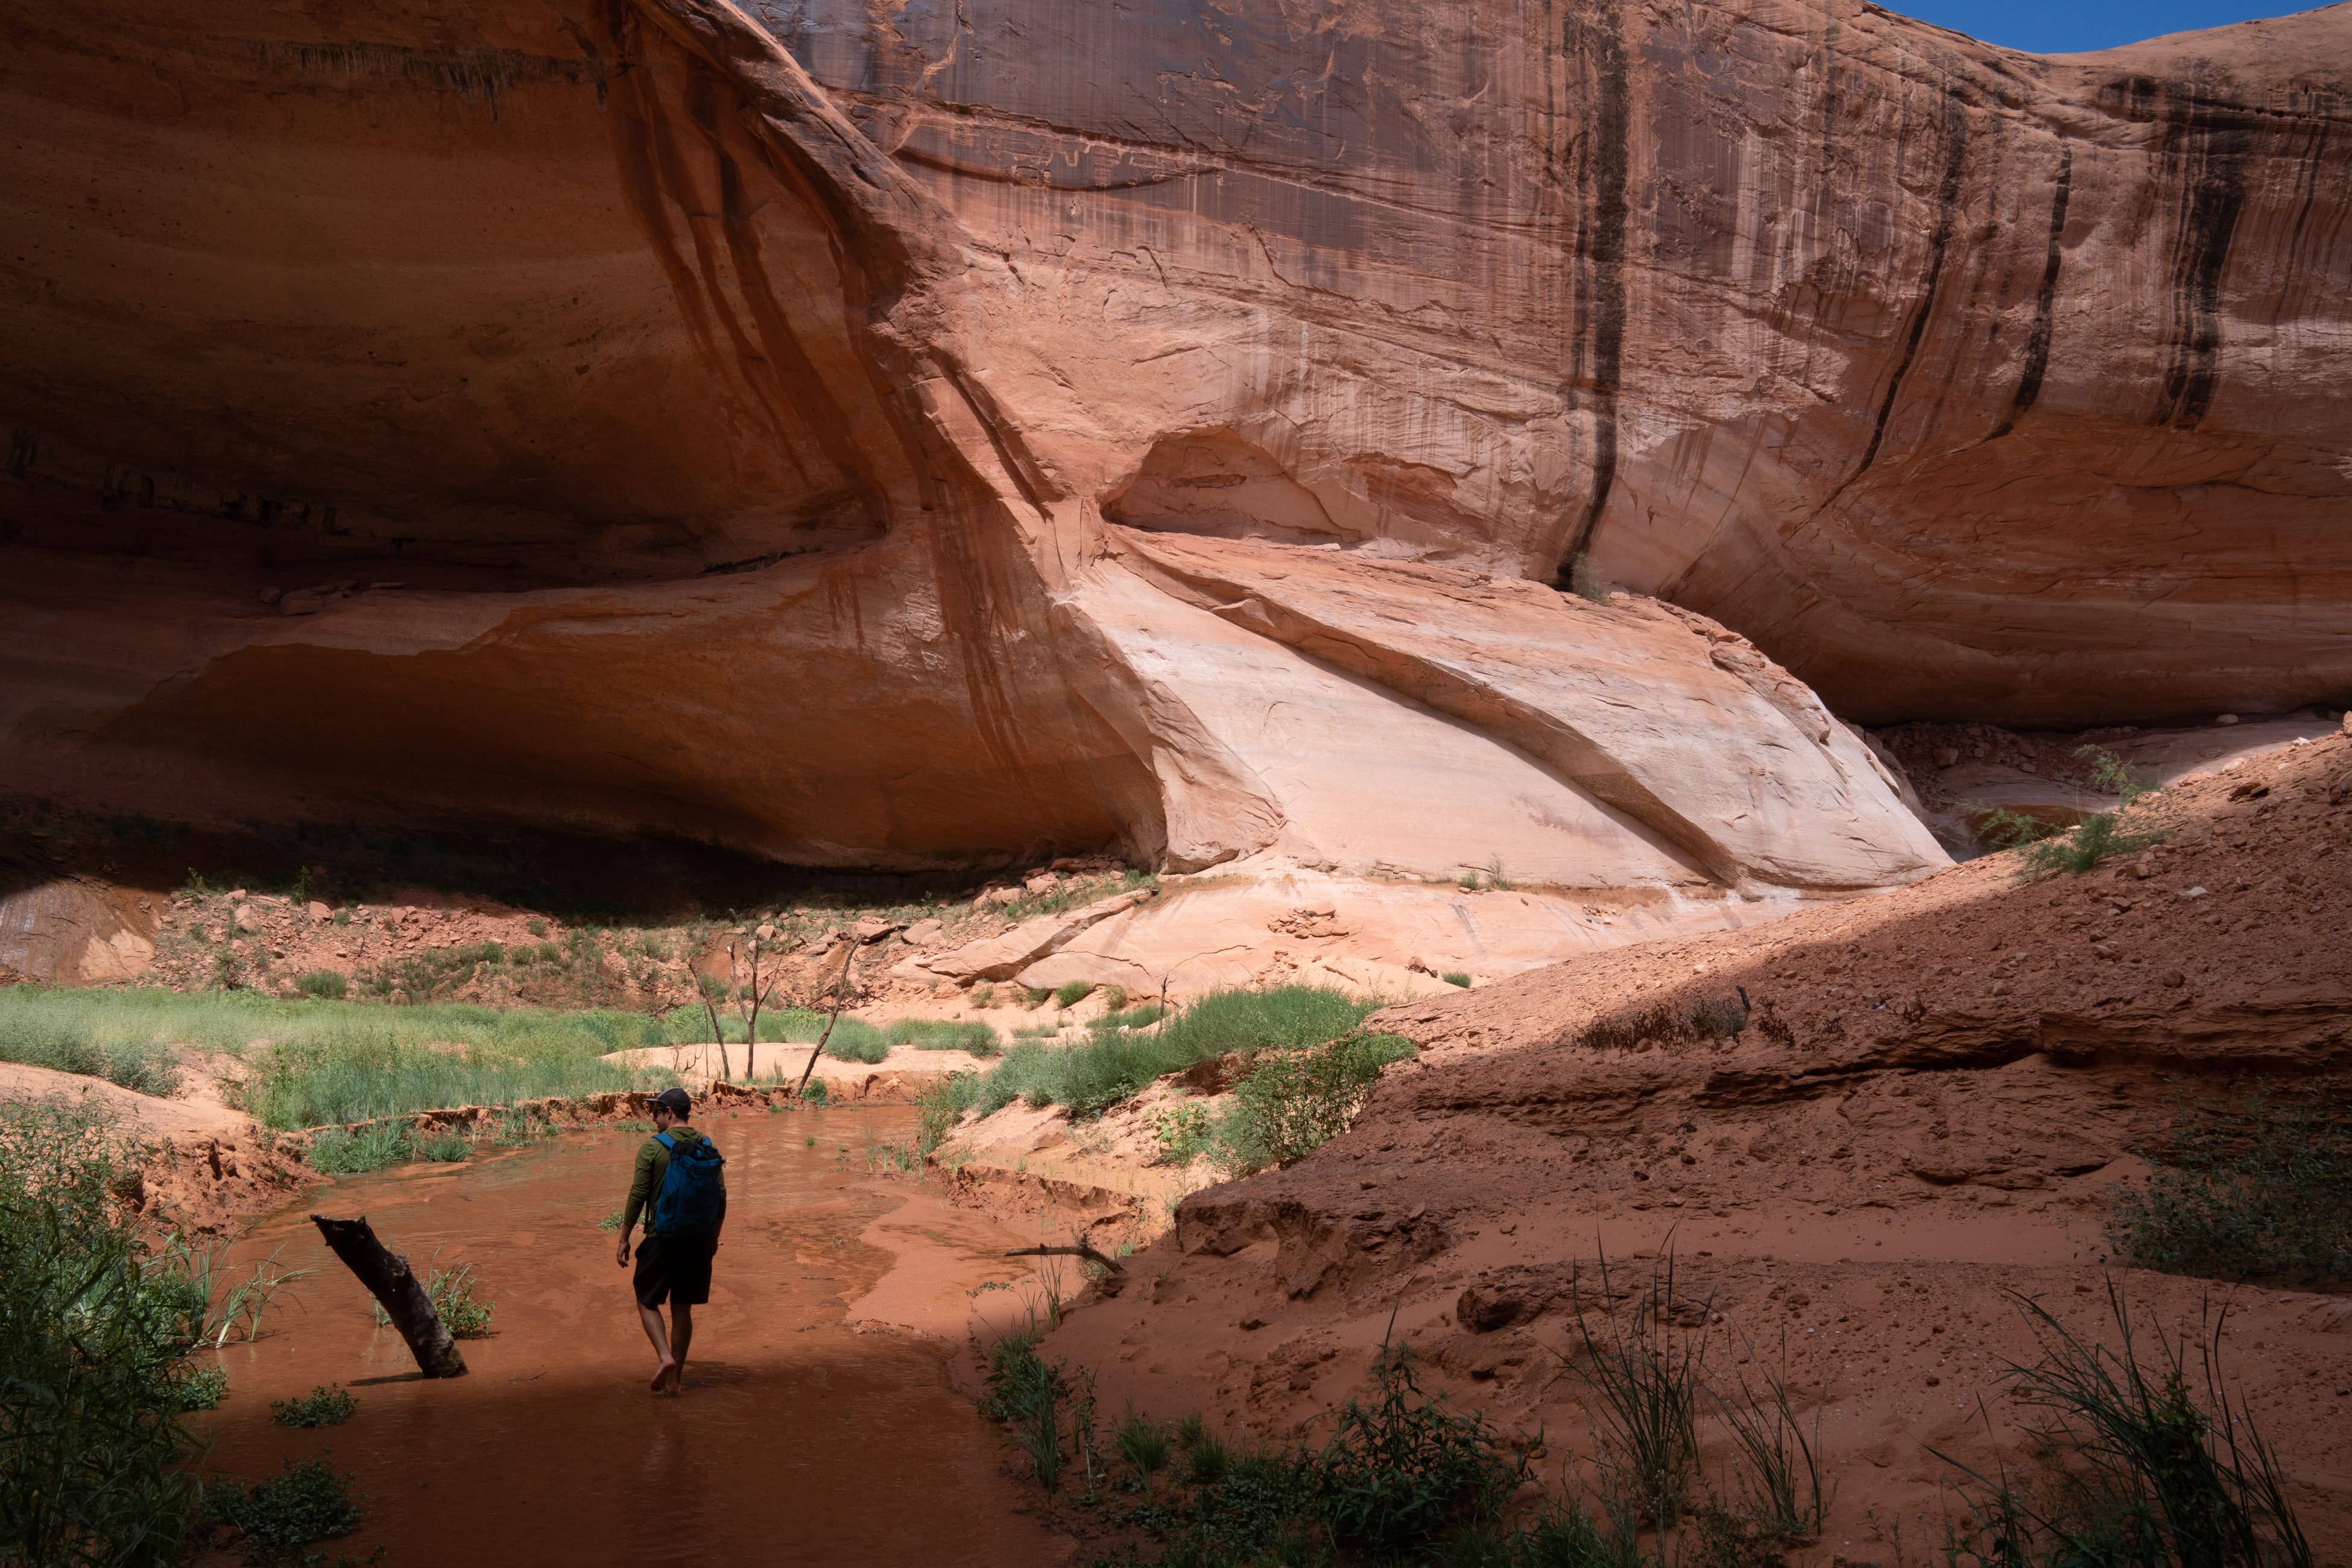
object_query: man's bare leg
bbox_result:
[637,1302,678,1392]
[670,1303,694,1390]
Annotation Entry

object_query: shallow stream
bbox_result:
[192,1105,1069,1565]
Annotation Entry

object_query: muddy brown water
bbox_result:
[192,1106,1072,1566]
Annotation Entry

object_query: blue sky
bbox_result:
[1888,0,2315,52]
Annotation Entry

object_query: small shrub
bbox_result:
[525,918,548,937]
[305,1123,410,1174]
[213,1457,363,1563]
[800,1077,830,1106]
[2015,809,2167,879]
[1686,992,1749,1040]
[981,1334,1070,1495]
[1972,803,2060,850]
[1101,985,1130,1011]
[1,1103,212,1561]
[428,1263,494,1338]
[416,1131,471,1163]
[1313,1338,1531,1553]
[1443,971,1472,988]
[173,1362,230,1411]
[1569,551,1609,604]
[2104,1082,2351,1284]
[270,1384,359,1428]
[1186,1431,1233,1487]
[2078,743,2154,803]
[296,970,348,1001]
[821,1021,889,1064]
[376,1262,493,1338]
[1932,1283,2312,1568]
[1576,991,1747,1053]
[1116,1407,1172,1493]
[1154,1102,1212,1165]
[1023,988,1052,1009]
[1054,980,1096,1009]
[1224,1030,1414,1169]
[1561,1251,1707,1528]
[597,1206,624,1231]
[917,1079,963,1154]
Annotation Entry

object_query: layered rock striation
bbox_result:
[3,0,2344,893]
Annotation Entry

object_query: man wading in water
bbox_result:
[615,1086,727,1394]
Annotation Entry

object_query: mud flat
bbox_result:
[188,1106,1075,1566]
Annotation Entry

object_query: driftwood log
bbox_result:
[309,1214,468,1378]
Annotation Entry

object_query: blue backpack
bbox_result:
[651,1131,726,1236]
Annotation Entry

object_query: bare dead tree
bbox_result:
[309,1215,467,1377]
[730,933,786,1081]
[695,972,732,1083]
[793,937,860,1099]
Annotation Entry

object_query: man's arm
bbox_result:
[615,1139,659,1263]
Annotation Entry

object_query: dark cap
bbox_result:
[650,1086,692,1116]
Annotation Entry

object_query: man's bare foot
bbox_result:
[650,1359,678,1393]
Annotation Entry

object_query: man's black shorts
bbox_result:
[633,1231,717,1307]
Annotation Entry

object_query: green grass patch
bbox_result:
[295,970,347,1001]
[1443,971,1471,988]
[882,1018,999,1054]
[0,990,182,1095]
[0,986,674,1130]
[944,987,1396,1121]
[1054,980,1096,1008]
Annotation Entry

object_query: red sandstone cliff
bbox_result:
[1,0,2344,884]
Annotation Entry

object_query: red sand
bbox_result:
[1029,727,2352,1561]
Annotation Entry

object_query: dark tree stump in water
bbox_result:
[309,1214,469,1379]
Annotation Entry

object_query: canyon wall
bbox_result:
[774,0,2352,724]
[1,0,2344,887]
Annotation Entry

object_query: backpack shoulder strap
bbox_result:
[653,1131,676,1151]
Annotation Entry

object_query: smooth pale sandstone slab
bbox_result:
[1110,533,1948,891]
[1010,868,1810,997]
[1071,563,1711,887]
[911,888,1160,982]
